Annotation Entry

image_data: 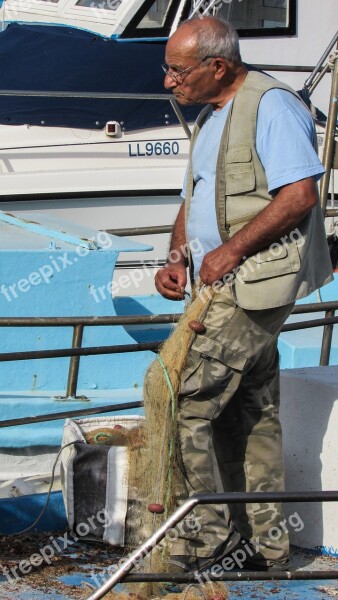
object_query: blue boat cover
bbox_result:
[0,23,200,129]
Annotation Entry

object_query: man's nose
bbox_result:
[164,73,177,90]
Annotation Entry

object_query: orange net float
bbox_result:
[147,503,165,514]
[188,320,206,334]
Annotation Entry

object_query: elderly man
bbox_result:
[155,16,332,573]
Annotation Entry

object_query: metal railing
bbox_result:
[319,46,338,214]
[107,225,173,237]
[85,491,338,599]
[0,90,193,140]
[0,313,178,401]
[0,305,336,596]
[285,300,338,366]
[0,300,336,428]
[303,29,338,95]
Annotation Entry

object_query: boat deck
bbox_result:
[0,534,337,599]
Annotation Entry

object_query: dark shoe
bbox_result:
[242,558,290,572]
[167,531,241,573]
[192,537,290,575]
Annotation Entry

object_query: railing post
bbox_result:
[320,309,335,366]
[320,51,338,214]
[85,497,198,600]
[170,98,192,139]
[66,324,84,398]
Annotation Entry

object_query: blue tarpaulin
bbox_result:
[0,23,200,129]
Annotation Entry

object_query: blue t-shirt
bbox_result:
[183,88,325,278]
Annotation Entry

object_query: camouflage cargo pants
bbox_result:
[172,284,294,565]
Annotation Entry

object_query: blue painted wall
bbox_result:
[0,210,336,451]
[0,216,155,393]
[279,275,338,369]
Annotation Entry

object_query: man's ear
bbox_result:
[213,58,227,80]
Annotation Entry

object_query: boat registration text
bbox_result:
[128,141,180,157]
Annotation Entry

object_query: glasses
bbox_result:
[161,55,215,83]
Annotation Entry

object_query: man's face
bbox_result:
[164,34,216,105]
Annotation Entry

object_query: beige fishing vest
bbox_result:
[185,70,333,310]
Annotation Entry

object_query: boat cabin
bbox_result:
[0,0,296,39]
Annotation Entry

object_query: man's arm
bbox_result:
[199,176,318,285]
[155,201,188,300]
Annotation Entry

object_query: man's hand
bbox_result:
[199,244,241,285]
[155,262,187,300]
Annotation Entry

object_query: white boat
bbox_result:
[0,0,337,295]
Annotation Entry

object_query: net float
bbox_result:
[147,503,165,514]
[188,320,206,334]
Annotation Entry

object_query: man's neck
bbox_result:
[212,67,248,111]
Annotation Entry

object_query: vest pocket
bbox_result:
[237,241,301,282]
[226,210,262,237]
[225,146,256,195]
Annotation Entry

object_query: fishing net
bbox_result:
[143,287,215,522]
[80,286,228,599]
[104,581,228,599]
[121,285,217,599]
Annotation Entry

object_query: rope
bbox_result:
[7,440,83,537]
[328,50,338,70]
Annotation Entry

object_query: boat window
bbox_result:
[136,0,175,28]
[121,0,191,38]
[191,0,296,37]
[122,0,295,39]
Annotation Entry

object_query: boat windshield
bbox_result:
[136,0,176,29]
[208,0,290,32]
[122,0,296,39]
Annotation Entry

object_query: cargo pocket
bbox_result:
[225,146,256,195]
[180,335,247,412]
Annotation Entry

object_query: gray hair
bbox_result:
[180,16,242,66]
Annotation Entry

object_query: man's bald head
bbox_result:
[164,16,246,109]
[168,16,242,68]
